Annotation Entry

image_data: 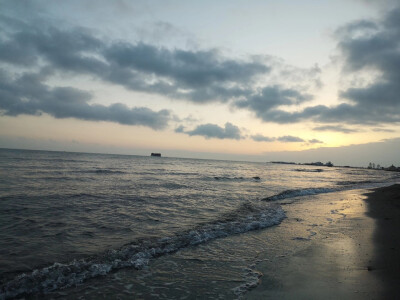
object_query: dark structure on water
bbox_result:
[151,153,161,157]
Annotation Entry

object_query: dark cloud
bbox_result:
[250,134,310,143]
[103,43,264,103]
[185,122,242,140]
[234,86,312,118]
[261,100,400,125]
[251,134,275,142]
[232,7,400,126]
[335,7,400,122]
[0,14,272,105]
[6,5,399,129]
[308,139,324,144]
[277,136,305,143]
[174,125,185,133]
[247,105,325,124]
[0,22,104,72]
[372,127,395,132]
[104,43,269,88]
[313,125,359,133]
[0,11,317,129]
[178,129,307,142]
[0,69,171,129]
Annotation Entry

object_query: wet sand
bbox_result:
[247,185,400,299]
[365,184,400,299]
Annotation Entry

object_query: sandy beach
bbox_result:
[246,184,400,299]
[365,184,400,299]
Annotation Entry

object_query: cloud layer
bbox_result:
[1,3,399,133]
[182,122,242,140]
[253,7,400,125]
[0,11,315,130]
[0,14,272,104]
[250,134,320,143]
[0,69,170,129]
[313,125,359,134]
[177,126,313,143]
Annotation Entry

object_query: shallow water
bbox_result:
[0,148,398,299]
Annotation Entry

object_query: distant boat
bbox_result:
[151,153,161,157]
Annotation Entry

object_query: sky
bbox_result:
[0,0,399,166]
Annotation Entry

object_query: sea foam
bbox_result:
[0,203,285,299]
[262,188,337,201]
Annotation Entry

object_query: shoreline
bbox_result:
[246,184,400,299]
[1,184,399,298]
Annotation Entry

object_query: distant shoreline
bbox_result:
[269,160,400,172]
[0,147,398,169]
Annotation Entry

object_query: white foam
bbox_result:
[232,266,263,299]
[263,188,336,201]
[0,204,285,299]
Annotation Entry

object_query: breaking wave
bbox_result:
[262,188,337,201]
[0,203,285,299]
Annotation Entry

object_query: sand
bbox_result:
[365,184,400,299]
[246,184,400,299]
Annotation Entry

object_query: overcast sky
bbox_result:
[0,0,399,166]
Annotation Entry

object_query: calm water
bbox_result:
[0,148,399,299]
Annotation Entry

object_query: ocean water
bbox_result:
[0,148,399,299]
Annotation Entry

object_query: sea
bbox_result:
[0,148,399,299]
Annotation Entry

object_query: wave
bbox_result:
[212,176,261,181]
[167,172,199,176]
[336,180,373,186]
[262,188,336,201]
[232,266,263,297]
[93,169,126,174]
[71,169,126,175]
[0,203,285,299]
[69,193,105,199]
[265,179,400,202]
[294,168,324,173]
[5,157,92,164]
[160,182,187,189]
